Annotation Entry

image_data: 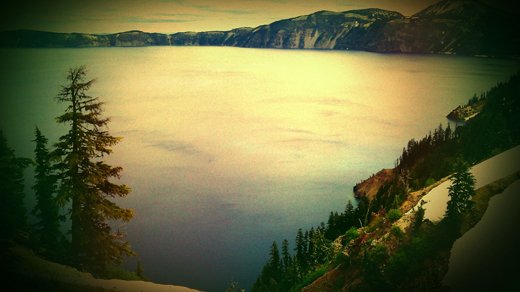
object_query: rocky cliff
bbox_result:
[353,168,395,200]
[1,0,519,58]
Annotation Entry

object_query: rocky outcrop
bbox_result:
[353,168,395,200]
[1,0,519,58]
[446,99,486,121]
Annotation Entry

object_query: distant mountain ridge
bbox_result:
[413,0,497,18]
[1,0,519,58]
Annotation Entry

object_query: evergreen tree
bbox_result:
[135,259,149,281]
[0,130,32,247]
[413,202,426,236]
[445,159,476,232]
[268,241,281,283]
[294,228,305,266]
[31,126,64,259]
[310,230,332,267]
[344,200,354,229]
[52,66,135,273]
[281,239,292,273]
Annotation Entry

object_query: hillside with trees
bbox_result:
[251,71,520,292]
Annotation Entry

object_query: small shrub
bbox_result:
[390,225,404,238]
[386,209,402,222]
[345,227,360,242]
[425,178,436,187]
[367,238,374,246]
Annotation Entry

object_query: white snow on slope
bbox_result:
[406,145,520,221]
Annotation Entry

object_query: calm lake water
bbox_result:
[1,47,519,292]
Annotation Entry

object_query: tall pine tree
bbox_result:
[52,65,135,273]
[32,126,63,260]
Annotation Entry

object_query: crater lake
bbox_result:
[1,46,519,292]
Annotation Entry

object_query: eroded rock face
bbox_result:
[237,9,404,49]
[1,1,519,58]
[353,168,396,200]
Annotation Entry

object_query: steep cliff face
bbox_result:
[237,9,404,49]
[169,27,253,46]
[1,0,518,58]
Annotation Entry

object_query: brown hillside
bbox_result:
[353,169,395,200]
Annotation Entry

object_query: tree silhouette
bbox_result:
[52,65,135,273]
[0,130,31,248]
[32,126,64,260]
[445,159,476,233]
[281,239,292,273]
[135,259,149,281]
[269,241,281,283]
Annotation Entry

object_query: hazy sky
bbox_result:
[1,0,442,34]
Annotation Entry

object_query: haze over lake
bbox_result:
[1,47,519,292]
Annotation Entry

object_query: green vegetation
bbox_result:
[344,227,359,242]
[386,209,402,222]
[290,264,328,292]
[252,71,520,291]
[425,178,436,187]
[390,226,404,238]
